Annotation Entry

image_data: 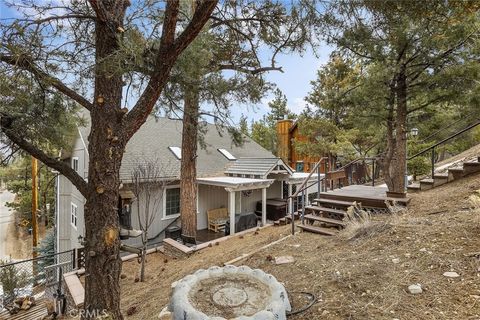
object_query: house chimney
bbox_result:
[276,119,293,163]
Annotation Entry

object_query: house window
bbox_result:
[71,203,78,228]
[168,146,182,160]
[72,157,79,172]
[164,187,180,218]
[218,148,236,161]
[296,162,304,172]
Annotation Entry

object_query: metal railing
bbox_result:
[286,155,380,235]
[0,249,78,308]
[407,120,480,178]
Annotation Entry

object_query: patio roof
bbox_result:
[287,172,325,184]
[197,176,274,192]
[224,157,293,178]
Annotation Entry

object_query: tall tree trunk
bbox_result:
[391,66,408,194]
[382,81,396,191]
[83,5,127,319]
[180,86,199,243]
[382,67,408,194]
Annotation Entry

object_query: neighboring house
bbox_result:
[276,119,368,188]
[276,119,334,173]
[55,116,321,252]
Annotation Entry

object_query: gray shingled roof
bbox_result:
[75,115,274,181]
[225,157,293,178]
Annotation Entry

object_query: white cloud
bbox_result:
[289,97,308,114]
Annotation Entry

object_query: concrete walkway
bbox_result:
[0,190,15,261]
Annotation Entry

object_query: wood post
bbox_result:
[31,157,38,255]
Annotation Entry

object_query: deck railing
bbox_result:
[408,120,480,178]
[286,155,380,235]
[0,249,79,309]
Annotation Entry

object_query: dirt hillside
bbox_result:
[119,173,480,320]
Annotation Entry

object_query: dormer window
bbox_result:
[72,157,79,172]
[168,146,182,160]
[218,148,236,161]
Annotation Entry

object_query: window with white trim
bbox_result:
[71,203,78,228]
[164,187,180,218]
[217,148,236,161]
[168,147,182,160]
[72,157,79,172]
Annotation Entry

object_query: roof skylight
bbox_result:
[168,146,182,160]
[218,148,236,161]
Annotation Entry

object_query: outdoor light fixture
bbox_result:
[411,127,419,137]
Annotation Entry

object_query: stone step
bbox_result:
[304,214,346,227]
[420,178,434,191]
[433,173,449,179]
[448,167,465,180]
[297,224,337,236]
[407,183,421,193]
[463,161,480,175]
[304,205,347,217]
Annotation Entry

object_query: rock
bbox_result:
[120,274,127,279]
[321,310,330,316]
[275,256,295,265]
[419,248,427,252]
[408,284,423,294]
[126,305,137,316]
[443,271,460,278]
[45,300,55,315]
[392,258,400,264]
[158,306,172,319]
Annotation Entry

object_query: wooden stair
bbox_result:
[297,198,349,236]
[304,205,347,217]
[407,156,480,193]
[297,224,338,236]
[303,214,346,228]
[313,198,354,208]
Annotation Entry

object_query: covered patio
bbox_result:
[197,176,274,235]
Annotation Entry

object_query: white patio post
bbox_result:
[228,190,236,235]
[261,188,267,226]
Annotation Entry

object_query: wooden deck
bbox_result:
[319,185,410,208]
[196,228,226,243]
[0,300,47,320]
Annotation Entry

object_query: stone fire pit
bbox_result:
[169,265,291,320]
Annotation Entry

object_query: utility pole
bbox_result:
[31,156,39,257]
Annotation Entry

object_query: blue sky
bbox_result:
[0,1,334,125]
[233,46,333,123]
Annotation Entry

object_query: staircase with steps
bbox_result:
[408,156,480,193]
[296,198,351,236]
[278,158,410,237]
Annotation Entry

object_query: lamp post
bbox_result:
[405,128,419,190]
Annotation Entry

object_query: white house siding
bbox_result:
[122,183,181,247]
[58,136,87,252]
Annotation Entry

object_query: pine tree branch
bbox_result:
[0,116,89,197]
[0,54,93,111]
[216,65,283,75]
[124,0,217,140]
